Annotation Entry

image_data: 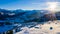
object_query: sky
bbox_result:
[0,0,60,10]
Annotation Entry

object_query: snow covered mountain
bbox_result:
[0,9,60,33]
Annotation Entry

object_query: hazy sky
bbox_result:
[0,0,60,10]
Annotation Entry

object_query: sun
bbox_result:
[47,2,58,12]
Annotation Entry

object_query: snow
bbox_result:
[16,20,60,34]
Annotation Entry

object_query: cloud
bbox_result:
[44,2,60,11]
[47,0,60,2]
[32,2,48,9]
[32,1,60,10]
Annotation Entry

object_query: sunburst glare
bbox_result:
[47,2,58,12]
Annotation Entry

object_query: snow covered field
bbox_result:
[16,20,60,34]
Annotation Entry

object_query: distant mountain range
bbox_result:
[0,9,60,24]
